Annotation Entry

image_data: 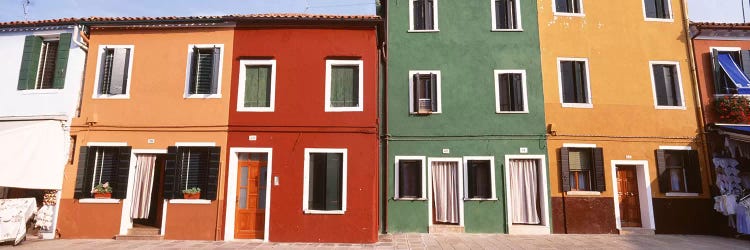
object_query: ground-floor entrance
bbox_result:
[429,159,462,228]
[505,155,550,234]
[225,148,272,242]
[610,160,655,232]
[121,153,167,238]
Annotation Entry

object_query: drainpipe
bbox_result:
[72,24,88,51]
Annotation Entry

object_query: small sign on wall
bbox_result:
[248,135,257,141]
[520,147,528,154]
[147,139,155,144]
[442,148,450,154]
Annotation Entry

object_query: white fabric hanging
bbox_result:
[131,154,157,219]
[431,161,459,224]
[510,159,541,224]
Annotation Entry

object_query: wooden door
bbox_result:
[234,155,268,239]
[616,165,642,227]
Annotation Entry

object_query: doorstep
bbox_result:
[619,227,655,235]
[429,225,465,233]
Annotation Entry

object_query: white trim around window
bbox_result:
[409,0,439,32]
[658,145,692,150]
[490,0,523,31]
[562,143,596,148]
[324,59,364,112]
[394,156,427,200]
[649,61,686,110]
[463,156,497,201]
[302,148,348,214]
[494,69,529,113]
[408,70,442,114]
[92,45,134,99]
[237,59,277,112]
[557,57,593,108]
[183,44,224,99]
[642,0,674,22]
[552,0,585,17]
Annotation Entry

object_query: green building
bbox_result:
[382,0,550,234]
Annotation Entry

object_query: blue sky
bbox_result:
[687,0,750,23]
[0,0,377,22]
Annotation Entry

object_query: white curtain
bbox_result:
[432,161,459,224]
[510,159,540,224]
[131,154,157,219]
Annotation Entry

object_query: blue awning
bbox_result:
[717,53,750,94]
[716,124,750,135]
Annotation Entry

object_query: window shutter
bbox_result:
[188,47,199,94]
[73,146,93,199]
[163,146,179,199]
[51,33,72,89]
[573,61,587,103]
[653,65,668,106]
[685,150,703,193]
[740,50,750,79]
[655,149,669,193]
[109,48,130,95]
[495,0,504,29]
[210,47,221,94]
[204,147,220,200]
[712,49,721,92]
[424,0,434,30]
[559,147,571,192]
[112,146,132,199]
[414,0,425,30]
[17,35,43,90]
[512,74,524,111]
[325,153,343,210]
[331,66,357,107]
[593,147,605,192]
[245,66,260,107]
[430,73,438,112]
[498,74,510,111]
[412,74,420,112]
[668,66,681,106]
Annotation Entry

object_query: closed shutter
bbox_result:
[330,66,358,107]
[188,47,199,94]
[412,73,420,112]
[52,33,72,89]
[112,146,132,199]
[560,147,571,192]
[325,153,343,210]
[430,73,438,112]
[593,147,605,191]
[495,0,505,29]
[17,35,43,90]
[512,74,524,111]
[413,0,424,30]
[109,48,130,95]
[244,65,271,107]
[163,146,179,199]
[498,74,510,111]
[655,149,669,193]
[204,147,221,200]
[424,0,434,30]
[685,150,703,193]
[73,147,92,199]
[189,48,215,94]
[210,47,221,94]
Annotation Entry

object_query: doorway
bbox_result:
[429,159,462,226]
[234,152,269,239]
[129,154,166,230]
[616,165,641,227]
[610,160,655,231]
[504,155,551,234]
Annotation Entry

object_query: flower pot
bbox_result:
[183,193,200,199]
[94,193,112,199]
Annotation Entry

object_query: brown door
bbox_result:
[234,154,268,239]
[616,165,642,227]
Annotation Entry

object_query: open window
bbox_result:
[495,70,528,113]
[650,62,684,109]
[492,0,521,31]
[558,58,592,108]
[560,147,605,192]
[185,44,223,98]
[164,146,221,200]
[17,33,72,91]
[643,0,672,20]
[656,149,701,194]
[711,48,750,95]
[409,71,441,114]
[410,0,438,31]
[73,146,132,199]
[93,45,134,98]
[303,148,347,214]
[554,0,583,15]
[395,156,426,200]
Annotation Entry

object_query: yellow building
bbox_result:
[538,0,712,234]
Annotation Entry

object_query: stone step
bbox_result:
[619,227,655,235]
[115,234,164,240]
[127,227,160,236]
[429,225,465,233]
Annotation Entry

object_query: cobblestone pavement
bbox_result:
[6,234,749,249]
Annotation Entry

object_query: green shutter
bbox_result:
[325,153,343,210]
[244,65,271,108]
[330,66,358,107]
[52,33,72,89]
[18,36,43,90]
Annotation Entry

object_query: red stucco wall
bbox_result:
[693,39,750,124]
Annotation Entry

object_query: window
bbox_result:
[410,0,438,31]
[409,71,441,114]
[644,0,671,20]
[650,62,684,108]
[711,48,750,95]
[304,149,347,213]
[238,60,276,112]
[73,146,132,199]
[558,59,591,108]
[165,146,221,200]
[93,46,133,98]
[17,33,71,90]
[495,70,527,113]
[560,147,605,192]
[325,60,364,112]
[492,0,521,30]
[395,157,426,199]
[185,44,223,97]
[464,157,495,200]
[554,0,583,15]
[656,149,701,193]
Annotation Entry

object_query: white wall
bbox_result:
[0,27,85,120]
[688,0,750,23]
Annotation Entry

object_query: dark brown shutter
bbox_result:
[685,150,703,193]
[712,49,721,92]
[112,146,132,199]
[593,147,605,192]
[163,146,179,199]
[188,47,199,94]
[414,0,425,30]
[430,73,438,112]
[424,0,434,30]
[560,147,571,192]
[413,73,420,112]
[655,149,669,193]
[73,146,92,199]
[204,147,221,200]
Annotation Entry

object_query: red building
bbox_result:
[223,15,382,243]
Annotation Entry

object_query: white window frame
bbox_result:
[494,69,529,113]
[553,0,585,17]
[394,156,427,200]
[561,143,601,196]
[463,156,497,201]
[408,70,442,114]
[657,146,699,196]
[325,59,364,112]
[302,148,348,214]
[183,44,224,99]
[642,0,674,22]
[91,45,134,99]
[490,0,523,31]
[237,59,277,112]
[710,47,742,97]
[649,61,686,110]
[557,57,593,108]
[409,0,440,32]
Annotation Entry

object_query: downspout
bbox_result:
[72,24,88,51]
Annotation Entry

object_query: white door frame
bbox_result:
[426,157,464,227]
[504,155,551,234]
[610,160,655,230]
[224,147,273,242]
[120,149,168,236]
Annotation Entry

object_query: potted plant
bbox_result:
[91,182,112,199]
[182,187,201,199]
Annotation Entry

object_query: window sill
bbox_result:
[237,107,274,112]
[408,29,439,33]
[303,210,345,215]
[491,29,523,32]
[184,94,222,99]
[655,105,686,110]
[92,94,130,99]
[714,94,750,98]
[496,111,529,114]
[410,111,442,115]
[79,198,120,204]
[644,18,674,23]
[395,197,427,201]
[325,107,364,112]
[169,199,211,204]
[464,198,498,201]
[566,191,601,196]
[561,103,593,109]
[553,12,585,17]
[19,89,63,95]
[665,192,699,197]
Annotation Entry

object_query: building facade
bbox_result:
[539,0,712,234]
[384,0,550,234]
